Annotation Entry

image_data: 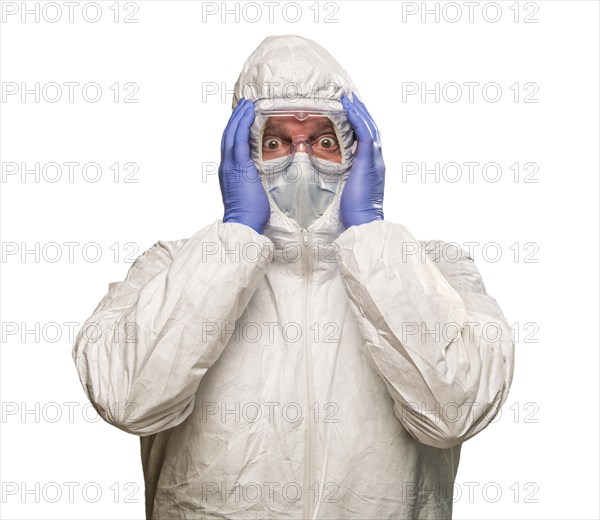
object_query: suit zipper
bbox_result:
[301,227,314,520]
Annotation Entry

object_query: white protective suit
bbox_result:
[73,35,515,519]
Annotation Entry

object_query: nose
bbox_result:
[291,135,311,155]
[295,141,309,153]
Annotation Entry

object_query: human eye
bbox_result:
[314,134,339,150]
[263,137,284,151]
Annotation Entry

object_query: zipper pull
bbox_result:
[301,229,308,246]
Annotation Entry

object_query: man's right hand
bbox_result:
[219,98,270,234]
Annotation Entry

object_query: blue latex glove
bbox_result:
[339,93,385,228]
[219,98,270,234]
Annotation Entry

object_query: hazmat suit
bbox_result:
[72,35,515,519]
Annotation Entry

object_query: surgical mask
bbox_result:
[260,152,343,229]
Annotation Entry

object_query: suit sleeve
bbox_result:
[334,220,515,449]
[72,220,273,437]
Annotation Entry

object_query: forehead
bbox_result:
[262,115,335,134]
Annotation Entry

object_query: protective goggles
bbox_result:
[253,109,354,175]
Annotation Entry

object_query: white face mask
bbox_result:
[262,153,343,230]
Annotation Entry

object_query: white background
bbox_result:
[1,1,599,519]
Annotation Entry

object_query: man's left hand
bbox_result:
[339,93,385,228]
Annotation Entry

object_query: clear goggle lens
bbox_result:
[254,109,352,175]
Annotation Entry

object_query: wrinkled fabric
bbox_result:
[72,35,515,520]
[236,35,358,166]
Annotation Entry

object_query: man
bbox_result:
[73,35,515,519]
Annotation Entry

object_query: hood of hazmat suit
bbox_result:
[236,34,359,233]
[72,35,515,520]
